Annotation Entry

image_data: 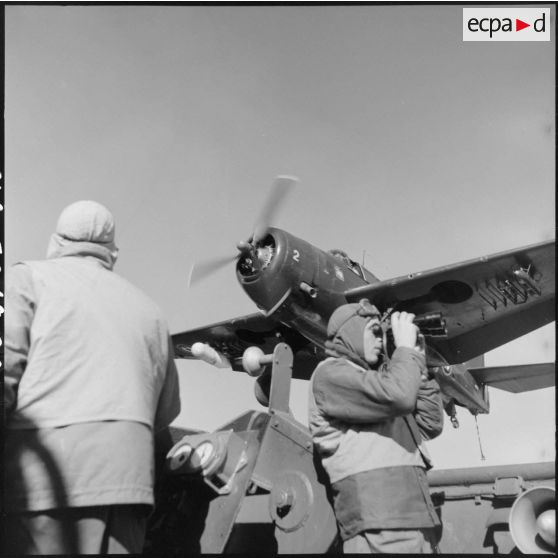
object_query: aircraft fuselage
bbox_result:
[235,227,489,415]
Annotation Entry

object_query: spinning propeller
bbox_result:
[188,176,299,286]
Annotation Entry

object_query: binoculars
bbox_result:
[379,312,447,358]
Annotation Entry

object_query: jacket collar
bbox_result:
[46,233,118,270]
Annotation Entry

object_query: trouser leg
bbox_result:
[1,505,149,555]
[343,527,437,554]
[2,509,84,555]
[103,504,149,554]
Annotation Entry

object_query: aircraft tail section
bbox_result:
[466,354,485,369]
[468,362,555,394]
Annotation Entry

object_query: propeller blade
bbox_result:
[189,175,298,286]
[252,175,299,243]
[188,255,238,287]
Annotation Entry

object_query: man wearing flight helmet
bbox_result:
[308,299,444,553]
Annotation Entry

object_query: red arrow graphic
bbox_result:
[516,19,530,31]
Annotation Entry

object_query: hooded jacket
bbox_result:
[5,246,179,430]
[308,304,443,540]
[3,237,180,511]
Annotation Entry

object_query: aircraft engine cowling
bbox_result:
[236,228,312,315]
[236,231,279,282]
[509,486,555,554]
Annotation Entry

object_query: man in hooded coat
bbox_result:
[3,201,181,554]
[308,300,444,553]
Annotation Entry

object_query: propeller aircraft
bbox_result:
[173,177,555,426]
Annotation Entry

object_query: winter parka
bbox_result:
[309,338,444,540]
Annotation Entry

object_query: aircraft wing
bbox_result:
[172,312,323,379]
[468,362,555,393]
[344,240,555,364]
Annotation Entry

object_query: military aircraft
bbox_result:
[158,176,555,554]
[172,176,555,426]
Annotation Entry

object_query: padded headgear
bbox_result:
[56,200,116,244]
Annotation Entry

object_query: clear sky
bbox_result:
[4,4,555,469]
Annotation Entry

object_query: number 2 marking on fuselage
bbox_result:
[292,249,300,263]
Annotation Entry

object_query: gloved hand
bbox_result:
[390,311,419,349]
